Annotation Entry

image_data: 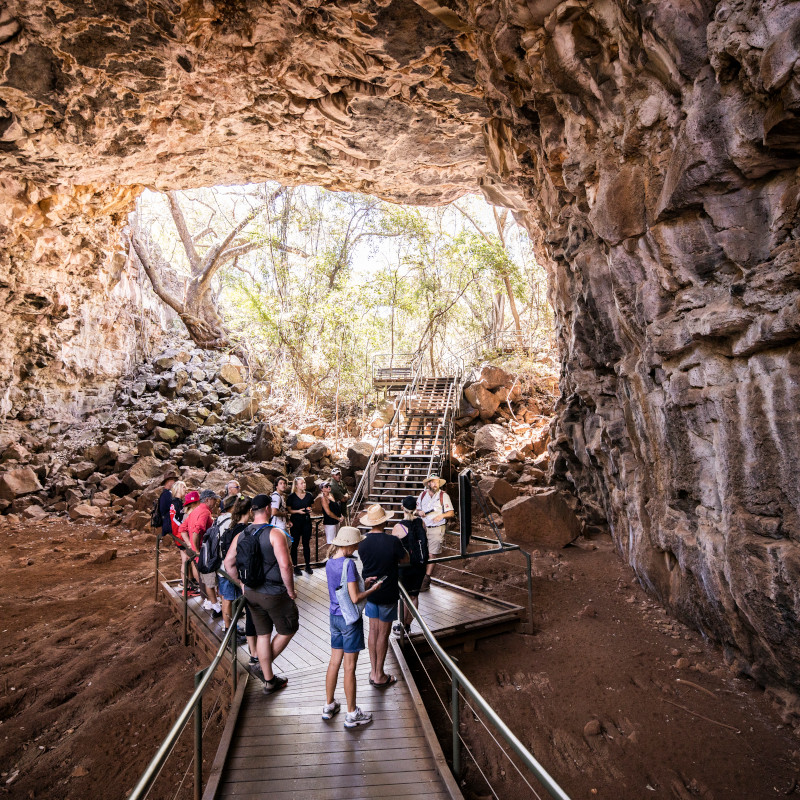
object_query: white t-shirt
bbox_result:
[417,489,453,529]
[270,491,287,531]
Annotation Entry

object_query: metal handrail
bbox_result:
[128,592,245,800]
[398,584,570,799]
[351,354,425,518]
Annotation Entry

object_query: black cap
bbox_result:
[402,496,416,511]
[252,493,270,510]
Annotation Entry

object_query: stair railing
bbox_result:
[351,355,424,520]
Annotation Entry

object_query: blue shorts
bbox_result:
[365,601,398,623]
[330,614,365,653]
[218,576,241,603]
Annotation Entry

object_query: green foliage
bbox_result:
[136,185,554,409]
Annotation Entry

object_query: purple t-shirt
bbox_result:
[326,556,359,615]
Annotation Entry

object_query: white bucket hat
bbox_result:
[330,526,364,547]
[360,503,395,526]
[423,474,446,490]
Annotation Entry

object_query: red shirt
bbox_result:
[178,503,213,551]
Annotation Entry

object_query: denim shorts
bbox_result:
[330,614,365,653]
[218,576,241,602]
[364,601,398,623]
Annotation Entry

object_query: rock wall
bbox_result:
[2,1,800,694]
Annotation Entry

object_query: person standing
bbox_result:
[357,504,407,689]
[287,476,314,576]
[180,489,222,614]
[329,467,349,518]
[223,494,299,694]
[323,526,384,727]
[320,481,343,544]
[416,475,454,591]
[270,476,290,535]
[157,471,178,541]
[223,479,241,500]
[391,496,429,635]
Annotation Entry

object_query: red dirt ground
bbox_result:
[2,518,799,800]
[0,519,227,800]
[410,534,800,800]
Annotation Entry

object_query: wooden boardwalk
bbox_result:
[161,570,523,800]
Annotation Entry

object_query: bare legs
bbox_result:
[326,649,359,712]
[256,631,295,681]
[368,619,392,684]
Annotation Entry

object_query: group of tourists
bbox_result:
[156,471,454,729]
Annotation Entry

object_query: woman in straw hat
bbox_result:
[416,475,454,591]
[323,526,384,728]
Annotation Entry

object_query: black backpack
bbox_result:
[235,524,272,588]
[151,497,163,529]
[399,518,428,566]
[198,518,226,574]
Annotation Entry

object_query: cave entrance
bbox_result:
[130,182,557,412]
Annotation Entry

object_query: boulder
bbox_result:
[69,503,104,520]
[124,456,164,489]
[239,473,274,497]
[165,412,198,432]
[306,441,331,463]
[479,365,513,390]
[223,395,258,421]
[85,440,119,469]
[124,510,152,530]
[478,476,519,507]
[154,426,181,444]
[182,448,215,469]
[251,423,282,461]
[464,383,501,419]
[1,443,31,463]
[154,355,176,372]
[531,428,549,457]
[223,431,256,457]
[500,489,581,549]
[347,441,374,470]
[293,434,316,450]
[203,469,236,494]
[71,461,97,480]
[218,363,243,385]
[473,424,506,454]
[299,422,325,436]
[0,467,43,500]
[23,505,48,520]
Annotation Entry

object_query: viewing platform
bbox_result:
[160,570,524,799]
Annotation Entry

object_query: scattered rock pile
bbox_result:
[0,337,363,529]
[453,363,584,550]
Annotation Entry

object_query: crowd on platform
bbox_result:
[157,471,454,728]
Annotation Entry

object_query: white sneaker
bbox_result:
[211,602,222,614]
[202,599,213,611]
[344,707,373,728]
[322,701,340,720]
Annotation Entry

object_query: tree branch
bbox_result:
[166,191,200,271]
[130,231,185,315]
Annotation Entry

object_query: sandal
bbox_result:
[369,674,397,689]
[262,675,288,694]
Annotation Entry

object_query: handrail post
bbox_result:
[194,668,205,800]
[451,669,461,778]
[522,549,534,635]
[230,615,238,697]
[183,558,190,646]
[154,534,161,603]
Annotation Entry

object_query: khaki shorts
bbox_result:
[199,570,217,588]
[243,589,300,637]
[426,526,446,555]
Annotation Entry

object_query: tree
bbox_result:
[129,186,284,357]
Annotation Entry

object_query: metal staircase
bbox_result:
[352,367,461,525]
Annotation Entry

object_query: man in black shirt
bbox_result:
[358,504,408,688]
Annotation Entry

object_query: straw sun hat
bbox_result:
[423,474,446,489]
[330,526,364,547]
[360,503,395,526]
